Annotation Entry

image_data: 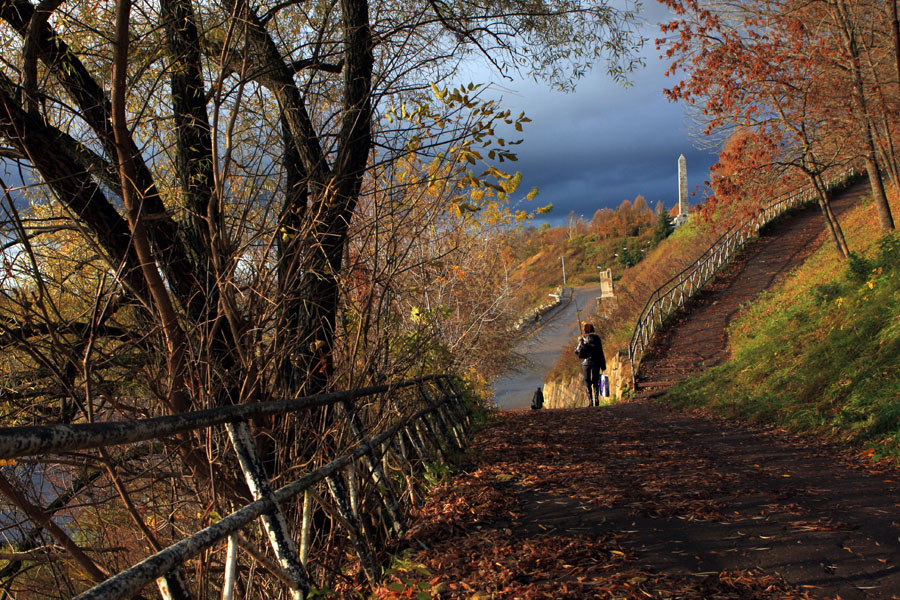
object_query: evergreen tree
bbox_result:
[652,203,675,246]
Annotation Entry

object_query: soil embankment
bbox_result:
[635,179,868,397]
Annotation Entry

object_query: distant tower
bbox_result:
[675,154,690,227]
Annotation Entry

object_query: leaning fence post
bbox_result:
[396,428,412,462]
[300,490,313,567]
[222,535,238,600]
[225,421,310,599]
[381,440,390,474]
[347,462,359,518]
[439,378,471,431]
[338,397,406,536]
[416,415,446,462]
[324,473,379,584]
[419,386,460,452]
[405,424,428,460]
[438,381,465,427]
[425,410,450,456]
[439,403,465,449]
[389,436,422,507]
[157,569,193,600]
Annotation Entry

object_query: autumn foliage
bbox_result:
[365,409,819,600]
[658,0,898,251]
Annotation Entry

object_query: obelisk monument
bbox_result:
[676,154,689,226]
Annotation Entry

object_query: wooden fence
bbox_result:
[627,170,859,379]
[0,375,470,600]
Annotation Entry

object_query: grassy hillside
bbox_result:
[507,194,691,313]
[509,220,659,311]
[665,193,900,460]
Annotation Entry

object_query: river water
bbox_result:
[491,285,605,410]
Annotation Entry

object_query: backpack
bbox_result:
[576,334,597,359]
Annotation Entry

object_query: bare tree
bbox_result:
[0,0,644,593]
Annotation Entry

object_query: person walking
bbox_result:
[531,387,544,410]
[574,322,606,407]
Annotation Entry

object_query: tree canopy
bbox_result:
[658,0,898,255]
[0,0,644,593]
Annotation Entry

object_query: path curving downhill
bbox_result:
[492,285,604,410]
[373,178,900,600]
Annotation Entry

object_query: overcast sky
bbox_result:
[465,2,720,226]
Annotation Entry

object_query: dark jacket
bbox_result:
[574,333,606,369]
[531,387,544,410]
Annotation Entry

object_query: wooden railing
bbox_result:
[0,375,470,600]
[627,170,860,378]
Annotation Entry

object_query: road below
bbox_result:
[491,284,603,410]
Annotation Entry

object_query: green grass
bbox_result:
[665,228,900,459]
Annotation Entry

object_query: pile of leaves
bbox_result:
[374,529,809,599]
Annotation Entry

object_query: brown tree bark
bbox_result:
[834,0,896,231]
[111,0,188,414]
[0,76,149,298]
[160,0,215,284]
[890,0,900,100]
[810,172,850,258]
[1,0,209,315]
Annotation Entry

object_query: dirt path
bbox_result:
[376,406,900,599]
[371,181,900,600]
[635,179,869,396]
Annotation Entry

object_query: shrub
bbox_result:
[811,281,844,305]
[847,252,875,283]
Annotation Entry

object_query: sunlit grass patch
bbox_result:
[665,191,900,459]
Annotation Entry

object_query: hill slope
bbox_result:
[664,184,900,459]
[636,180,867,397]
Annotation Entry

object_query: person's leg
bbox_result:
[581,363,593,406]
[588,365,601,406]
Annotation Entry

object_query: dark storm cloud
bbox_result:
[474,2,721,226]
